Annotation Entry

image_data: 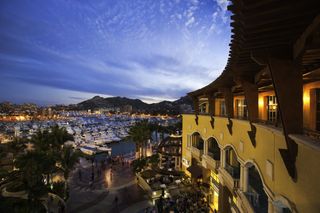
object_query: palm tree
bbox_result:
[31,125,74,187]
[31,129,51,151]
[129,120,151,159]
[7,137,27,153]
[14,151,48,210]
[148,123,161,143]
[59,145,79,199]
[50,125,73,150]
[32,125,73,152]
[0,125,76,210]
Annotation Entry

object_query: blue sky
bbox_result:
[0,0,231,105]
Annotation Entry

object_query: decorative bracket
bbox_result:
[227,118,233,135]
[247,122,257,147]
[279,138,298,181]
[210,116,215,129]
[251,50,300,181]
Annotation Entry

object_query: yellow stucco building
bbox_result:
[181,1,320,213]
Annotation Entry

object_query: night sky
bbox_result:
[0,0,231,105]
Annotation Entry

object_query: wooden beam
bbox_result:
[254,67,269,84]
[219,88,234,118]
[267,57,303,180]
[294,14,320,58]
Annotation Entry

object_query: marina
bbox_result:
[0,113,178,158]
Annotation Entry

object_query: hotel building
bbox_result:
[181,1,320,213]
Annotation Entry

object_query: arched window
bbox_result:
[207,138,220,160]
[245,164,268,213]
[191,132,204,150]
[225,147,240,178]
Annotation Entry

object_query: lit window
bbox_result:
[235,99,248,119]
[266,96,278,122]
[220,100,226,116]
[316,89,320,131]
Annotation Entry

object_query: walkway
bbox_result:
[67,157,153,213]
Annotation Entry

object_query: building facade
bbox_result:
[158,134,182,172]
[181,1,320,213]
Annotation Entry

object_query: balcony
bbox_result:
[219,167,240,190]
[242,186,268,213]
[303,128,320,141]
[191,146,203,161]
[225,164,240,179]
[203,154,220,170]
[207,149,220,161]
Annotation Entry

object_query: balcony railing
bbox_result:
[304,128,320,141]
[207,150,220,161]
[244,186,268,213]
[245,191,259,208]
[204,154,220,170]
[256,119,282,128]
[192,142,204,150]
[191,147,203,160]
[225,164,240,179]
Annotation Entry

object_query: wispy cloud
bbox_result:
[0,0,230,104]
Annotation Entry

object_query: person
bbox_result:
[47,195,53,212]
[60,201,65,213]
[78,169,82,181]
[58,200,63,213]
[91,170,94,182]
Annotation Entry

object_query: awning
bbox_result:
[187,164,203,178]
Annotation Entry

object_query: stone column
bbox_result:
[243,166,249,192]
[240,165,244,190]
[221,148,226,168]
[204,140,207,155]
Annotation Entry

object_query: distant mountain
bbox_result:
[77,96,148,111]
[76,95,193,115]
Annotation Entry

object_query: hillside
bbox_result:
[76,95,193,114]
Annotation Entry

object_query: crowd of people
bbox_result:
[76,154,132,188]
[158,189,210,213]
